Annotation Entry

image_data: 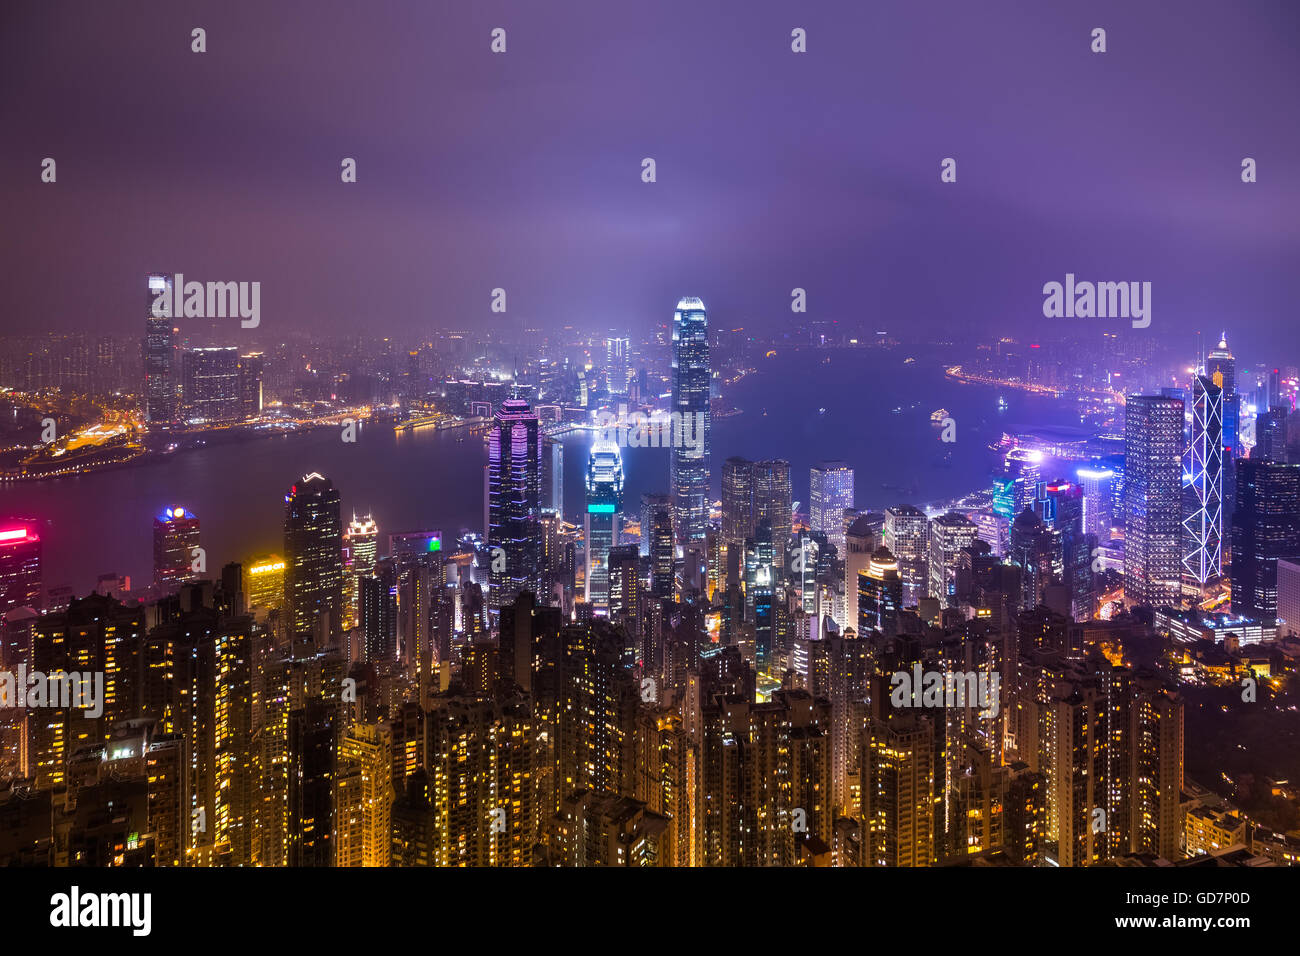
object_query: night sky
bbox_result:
[3,0,1298,355]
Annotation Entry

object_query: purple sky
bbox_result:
[2,0,1298,356]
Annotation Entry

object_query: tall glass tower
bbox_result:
[1207,333,1239,532]
[487,397,542,607]
[144,274,176,424]
[1123,395,1185,608]
[810,461,854,558]
[670,297,710,547]
[284,473,344,642]
[584,440,624,611]
[1183,374,1224,584]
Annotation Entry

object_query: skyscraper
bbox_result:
[344,515,379,630]
[584,440,624,611]
[153,506,200,592]
[1206,334,1240,533]
[810,461,854,558]
[238,352,264,419]
[1010,508,1059,612]
[181,346,242,423]
[1124,395,1184,609]
[242,553,285,611]
[0,522,41,614]
[1183,374,1224,584]
[647,496,675,599]
[721,456,755,552]
[884,505,928,607]
[542,435,564,520]
[1257,405,1289,464]
[927,512,979,608]
[1077,465,1115,541]
[284,473,344,642]
[1231,459,1300,620]
[858,546,902,637]
[670,297,710,547]
[752,459,793,560]
[721,457,791,577]
[144,274,176,424]
[606,334,630,395]
[488,397,543,607]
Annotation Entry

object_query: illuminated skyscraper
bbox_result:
[0,522,41,614]
[1206,334,1240,532]
[646,496,675,599]
[153,506,200,592]
[1231,460,1300,619]
[181,346,242,423]
[144,274,176,424]
[343,515,379,630]
[1034,480,1092,621]
[722,457,792,578]
[1257,405,1289,464]
[1010,509,1059,611]
[1003,448,1044,516]
[488,398,543,607]
[1183,374,1224,584]
[1077,465,1115,541]
[336,722,395,867]
[238,352,264,419]
[584,440,624,611]
[721,456,755,576]
[753,460,793,560]
[606,334,630,395]
[884,505,928,607]
[426,695,537,867]
[860,714,936,867]
[1123,395,1184,608]
[701,691,832,866]
[288,699,339,867]
[927,512,978,608]
[810,461,854,558]
[242,553,285,611]
[670,297,710,546]
[542,435,564,520]
[284,473,344,642]
[858,546,902,637]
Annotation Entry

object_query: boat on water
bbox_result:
[930,408,948,424]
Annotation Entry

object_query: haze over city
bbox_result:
[0,3,1295,936]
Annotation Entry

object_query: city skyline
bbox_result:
[1,2,1298,912]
